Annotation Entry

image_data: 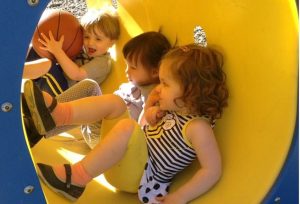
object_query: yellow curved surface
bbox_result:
[31,0,298,203]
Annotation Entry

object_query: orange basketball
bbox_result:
[32,9,83,60]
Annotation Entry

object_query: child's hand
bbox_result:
[145,106,165,126]
[39,31,64,55]
[155,194,187,204]
[144,86,160,110]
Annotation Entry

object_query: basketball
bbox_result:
[31,9,83,60]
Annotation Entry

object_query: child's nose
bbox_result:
[87,39,94,46]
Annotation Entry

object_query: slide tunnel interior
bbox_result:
[0,0,297,203]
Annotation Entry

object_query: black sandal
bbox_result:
[22,94,45,147]
[23,80,56,135]
[37,163,85,202]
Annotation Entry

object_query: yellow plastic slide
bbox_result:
[31,0,298,203]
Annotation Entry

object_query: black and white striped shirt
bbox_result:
[143,111,213,183]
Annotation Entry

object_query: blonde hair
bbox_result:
[80,6,120,40]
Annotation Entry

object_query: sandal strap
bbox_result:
[48,98,57,113]
[64,164,72,189]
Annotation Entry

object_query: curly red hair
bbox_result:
[161,44,229,120]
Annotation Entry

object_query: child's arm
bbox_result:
[157,119,222,204]
[23,58,52,79]
[39,31,88,81]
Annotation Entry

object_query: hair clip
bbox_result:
[194,25,207,47]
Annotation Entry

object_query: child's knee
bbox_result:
[117,118,136,133]
[112,118,137,143]
[81,79,101,95]
[110,95,127,116]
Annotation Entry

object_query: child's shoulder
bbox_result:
[185,117,214,139]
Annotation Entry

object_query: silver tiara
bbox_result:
[111,0,118,9]
[194,26,207,47]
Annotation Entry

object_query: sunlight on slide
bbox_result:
[117,4,143,37]
[87,0,143,37]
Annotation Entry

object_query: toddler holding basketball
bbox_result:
[39,6,120,87]
[23,6,120,147]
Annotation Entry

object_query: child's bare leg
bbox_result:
[43,92,126,125]
[67,95,126,125]
[38,118,136,186]
[24,80,126,134]
[45,79,102,138]
[79,118,135,177]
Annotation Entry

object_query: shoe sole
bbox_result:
[37,166,78,202]
[24,81,47,135]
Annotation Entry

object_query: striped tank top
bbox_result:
[143,111,212,183]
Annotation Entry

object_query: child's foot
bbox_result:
[37,163,85,202]
[22,94,44,147]
[23,80,56,135]
[23,116,44,147]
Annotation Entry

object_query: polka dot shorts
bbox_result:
[138,162,170,204]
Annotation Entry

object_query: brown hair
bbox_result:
[80,7,120,40]
[122,31,171,71]
[162,44,229,120]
